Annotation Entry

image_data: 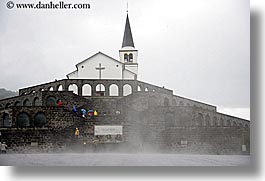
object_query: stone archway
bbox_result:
[23,99,30,106]
[17,112,31,127]
[2,112,11,127]
[34,112,47,127]
[33,97,40,106]
[46,96,57,106]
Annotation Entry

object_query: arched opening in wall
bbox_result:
[68,84,78,95]
[137,85,142,92]
[20,92,26,96]
[245,124,249,129]
[49,86,54,91]
[239,123,243,127]
[46,96,57,106]
[14,101,21,107]
[40,88,45,92]
[123,84,132,96]
[96,84,106,96]
[165,112,175,128]
[129,53,133,62]
[5,103,11,109]
[227,120,232,127]
[109,84,119,96]
[223,119,227,127]
[34,112,47,127]
[82,84,92,96]
[197,113,203,126]
[164,97,169,106]
[172,99,177,106]
[23,99,30,106]
[145,88,149,92]
[231,121,237,127]
[124,54,128,62]
[219,118,224,126]
[205,115,211,126]
[57,85,63,91]
[33,97,40,106]
[17,112,30,127]
[2,112,11,127]
[213,116,217,126]
[179,101,184,106]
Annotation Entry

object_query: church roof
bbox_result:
[122,14,135,48]
[76,52,122,68]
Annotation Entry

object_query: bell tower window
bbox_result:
[124,54,129,62]
[129,53,133,62]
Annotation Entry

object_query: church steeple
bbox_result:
[119,12,138,80]
[122,14,135,48]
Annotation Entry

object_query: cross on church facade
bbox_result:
[95,63,105,92]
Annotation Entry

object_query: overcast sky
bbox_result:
[0,0,249,119]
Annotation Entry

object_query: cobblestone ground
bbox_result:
[0,153,250,166]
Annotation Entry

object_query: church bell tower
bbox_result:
[119,13,138,79]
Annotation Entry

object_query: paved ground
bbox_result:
[0,153,250,166]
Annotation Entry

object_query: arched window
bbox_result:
[14,101,21,107]
[17,112,30,127]
[96,84,106,96]
[82,84,92,96]
[213,117,217,126]
[124,54,128,62]
[232,121,237,127]
[34,112,47,127]
[5,103,11,109]
[2,112,11,127]
[205,115,211,126]
[23,99,30,106]
[227,120,232,127]
[197,113,203,126]
[179,101,184,106]
[220,118,224,126]
[137,85,142,92]
[57,85,63,91]
[33,97,40,106]
[109,84,119,96]
[129,53,133,62]
[68,84,78,95]
[49,86,54,91]
[172,99,177,106]
[46,96,57,106]
[164,97,169,106]
[123,84,132,96]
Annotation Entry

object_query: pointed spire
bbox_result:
[122,14,135,48]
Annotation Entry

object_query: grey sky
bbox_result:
[0,0,249,119]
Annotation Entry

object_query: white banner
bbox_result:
[94,125,123,135]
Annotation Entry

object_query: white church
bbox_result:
[66,14,138,81]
